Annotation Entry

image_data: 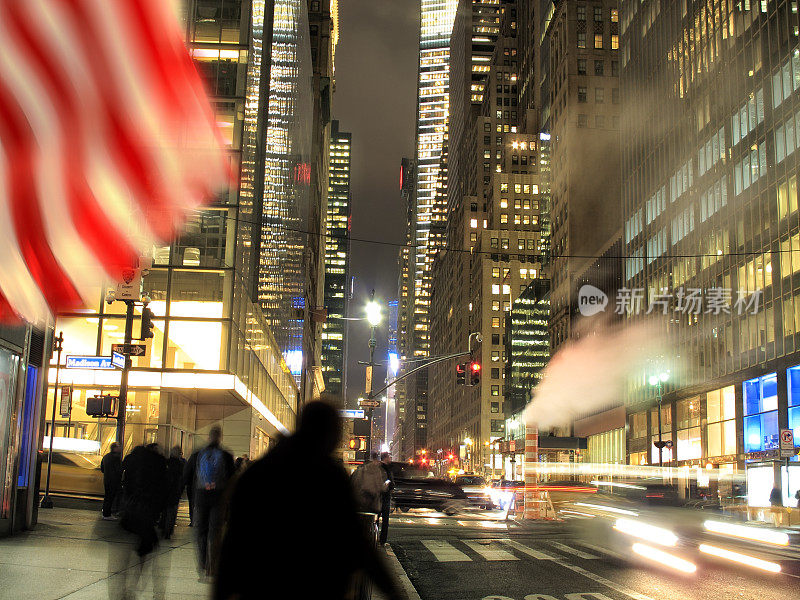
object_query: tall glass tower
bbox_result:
[258,0,314,382]
[411,0,459,358]
[321,121,352,400]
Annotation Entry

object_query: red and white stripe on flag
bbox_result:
[0,0,228,323]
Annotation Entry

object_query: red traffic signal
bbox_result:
[469,360,481,386]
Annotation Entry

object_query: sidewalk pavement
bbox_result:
[0,506,209,600]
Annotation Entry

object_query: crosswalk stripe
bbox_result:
[421,539,471,562]
[573,541,626,561]
[498,539,558,560]
[547,541,598,559]
[463,540,520,561]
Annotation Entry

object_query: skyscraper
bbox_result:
[410,0,459,359]
[396,0,458,459]
[258,0,314,384]
[621,1,800,496]
[321,121,352,400]
[428,0,550,464]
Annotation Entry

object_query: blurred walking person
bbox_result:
[161,445,186,539]
[120,443,167,557]
[351,452,386,514]
[234,453,251,472]
[100,442,122,520]
[215,400,402,600]
[185,426,234,577]
[378,452,395,545]
[770,486,784,526]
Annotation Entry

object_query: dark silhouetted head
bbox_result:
[208,426,222,446]
[381,452,391,463]
[370,452,379,461]
[170,445,182,459]
[295,400,341,455]
[110,442,120,454]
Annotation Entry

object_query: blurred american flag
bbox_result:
[0,0,228,323]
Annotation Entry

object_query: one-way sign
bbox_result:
[111,343,147,357]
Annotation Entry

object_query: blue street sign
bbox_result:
[111,351,125,369]
[65,355,116,370]
[340,409,365,419]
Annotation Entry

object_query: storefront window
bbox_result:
[788,366,800,446]
[166,320,229,370]
[743,373,779,452]
[676,397,701,460]
[630,411,647,438]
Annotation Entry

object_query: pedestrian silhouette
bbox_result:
[100,441,122,520]
[379,451,395,545]
[120,443,167,557]
[215,400,403,600]
[160,445,186,539]
[352,452,386,513]
[185,426,235,576]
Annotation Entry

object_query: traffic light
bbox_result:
[469,361,481,386]
[456,362,466,385]
[86,395,118,417]
[140,306,155,339]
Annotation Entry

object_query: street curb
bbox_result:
[384,545,421,600]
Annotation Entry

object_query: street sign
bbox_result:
[359,399,380,408]
[65,355,117,369]
[111,343,147,357]
[59,385,72,418]
[115,267,142,300]
[340,409,365,419]
[111,351,125,369]
[780,429,795,458]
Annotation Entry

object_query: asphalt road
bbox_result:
[386,510,800,600]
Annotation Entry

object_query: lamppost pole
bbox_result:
[364,290,381,459]
[656,380,663,467]
[649,371,669,469]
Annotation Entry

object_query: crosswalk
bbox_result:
[415,538,609,563]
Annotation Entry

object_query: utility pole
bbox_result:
[115,300,135,446]
[41,331,64,509]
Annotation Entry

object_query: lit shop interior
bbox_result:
[43,270,298,496]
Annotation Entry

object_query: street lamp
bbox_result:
[649,371,670,467]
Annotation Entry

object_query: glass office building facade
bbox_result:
[45,0,299,473]
[621,0,800,504]
[321,121,352,399]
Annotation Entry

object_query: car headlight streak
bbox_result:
[614,518,678,547]
[703,520,789,546]
[573,502,639,516]
[631,543,697,574]
[698,544,781,573]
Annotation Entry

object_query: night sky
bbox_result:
[332,0,419,404]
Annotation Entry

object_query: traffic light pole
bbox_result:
[365,333,483,401]
[115,300,135,446]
